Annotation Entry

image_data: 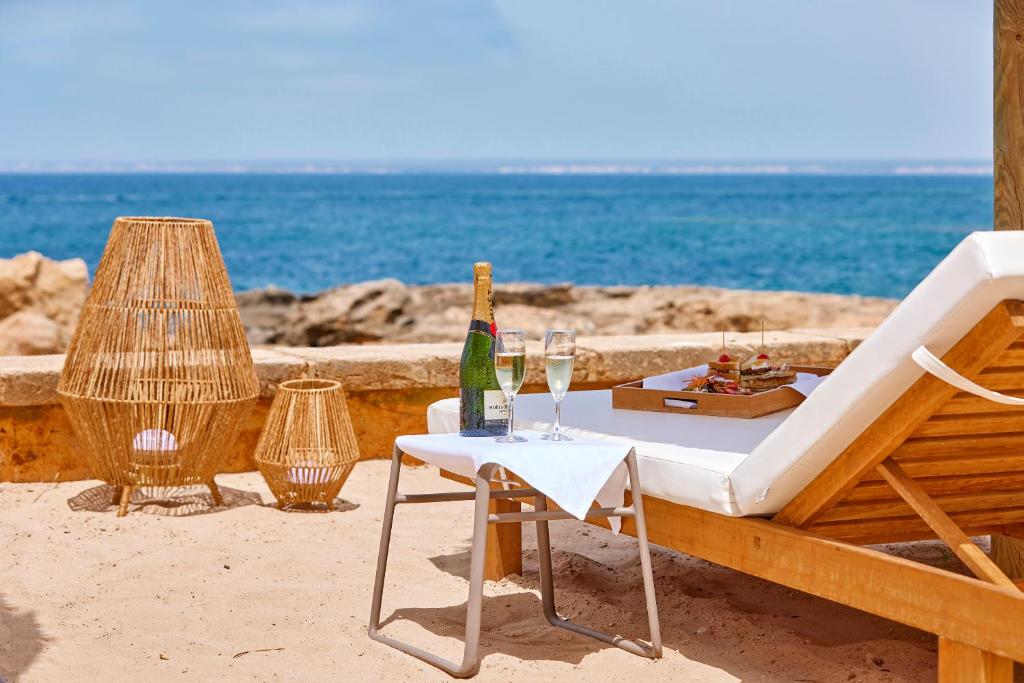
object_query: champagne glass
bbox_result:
[494,328,527,443]
[541,328,575,441]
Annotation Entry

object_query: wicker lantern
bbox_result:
[255,379,360,510]
[58,217,259,516]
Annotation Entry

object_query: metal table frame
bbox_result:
[368,443,662,678]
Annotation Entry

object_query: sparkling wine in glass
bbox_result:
[541,328,575,441]
[494,328,527,443]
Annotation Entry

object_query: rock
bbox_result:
[0,252,88,354]
[0,251,88,330]
[0,311,66,355]
[236,287,300,345]
[494,283,578,308]
[279,279,413,345]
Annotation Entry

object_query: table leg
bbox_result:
[485,498,522,580]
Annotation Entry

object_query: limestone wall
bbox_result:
[0,329,870,482]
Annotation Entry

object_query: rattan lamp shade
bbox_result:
[58,217,259,516]
[255,379,360,510]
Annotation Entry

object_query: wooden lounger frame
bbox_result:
[443,300,1024,681]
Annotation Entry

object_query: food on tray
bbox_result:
[738,353,796,391]
[684,372,744,394]
[707,353,740,382]
[689,352,797,394]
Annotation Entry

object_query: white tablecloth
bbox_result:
[396,430,632,532]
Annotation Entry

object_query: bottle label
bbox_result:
[484,390,510,420]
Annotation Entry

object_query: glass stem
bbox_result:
[507,394,515,438]
[554,398,562,435]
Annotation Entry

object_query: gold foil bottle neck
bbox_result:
[473,261,493,281]
[471,262,494,323]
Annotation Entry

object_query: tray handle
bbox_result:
[664,397,698,410]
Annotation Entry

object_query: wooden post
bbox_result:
[994,1,1024,616]
[995,0,1024,229]
[484,499,522,580]
[938,638,1013,682]
[992,531,1024,579]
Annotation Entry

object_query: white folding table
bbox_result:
[368,430,662,678]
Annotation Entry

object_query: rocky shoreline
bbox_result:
[236,279,896,346]
[0,252,897,354]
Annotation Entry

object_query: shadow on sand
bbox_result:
[66,483,262,517]
[0,594,48,683]
[372,528,945,680]
[263,499,359,513]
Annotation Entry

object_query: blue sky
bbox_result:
[0,0,992,165]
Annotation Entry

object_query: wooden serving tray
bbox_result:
[611,365,832,419]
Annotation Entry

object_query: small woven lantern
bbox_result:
[58,217,259,516]
[255,379,360,510]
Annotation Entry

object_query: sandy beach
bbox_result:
[2,461,948,682]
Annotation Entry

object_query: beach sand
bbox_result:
[2,462,949,682]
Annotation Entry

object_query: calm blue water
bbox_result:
[0,173,993,298]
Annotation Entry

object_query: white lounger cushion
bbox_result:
[429,232,1024,517]
[735,231,1024,515]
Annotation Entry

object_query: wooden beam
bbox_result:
[775,301,1024,527]
[995,0,1024,230]
[876,459,1018,589]
[938,638,1013,683]
[597,496,1024,662]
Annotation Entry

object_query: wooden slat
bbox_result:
[987,346,1024,367]
[843,472,1024,503]
[892,433,1024,459]
[592,496,1024,661]
[818,489,1024,524]
[868,454,1024,479]
[913,412,1024,438]
[875,460,1018,589]
[937,391,1024,414]
[810,507,1024,544]
[775,301,1024,528]
[970,366,1024,390]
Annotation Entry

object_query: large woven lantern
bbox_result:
[255,379,360,510]
[58,217,259,516]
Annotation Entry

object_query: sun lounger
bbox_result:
[429,232,1024,681]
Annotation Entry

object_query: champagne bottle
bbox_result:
[459,262,509,436]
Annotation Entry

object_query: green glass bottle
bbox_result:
[459,262,509,436]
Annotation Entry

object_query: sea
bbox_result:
[0,171,994,299]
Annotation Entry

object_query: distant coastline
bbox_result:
[0,160,994,176]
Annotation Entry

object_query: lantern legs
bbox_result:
[113,481,223,517]
[117,486,133,517]
[207,480,224,507]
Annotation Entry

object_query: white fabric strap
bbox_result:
[912,345,1024,406]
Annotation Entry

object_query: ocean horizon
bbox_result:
[0,169,993,299]
[0,160,994,176]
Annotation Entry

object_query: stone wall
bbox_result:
[0,328,870,482]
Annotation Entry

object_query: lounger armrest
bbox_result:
[912,345,1024,406]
